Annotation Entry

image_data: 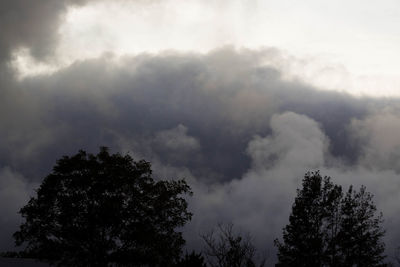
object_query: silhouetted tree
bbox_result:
[275,171,387,267]
[13,147,193,266]
[338,186,386,267]
[274,171,337,267]
[175,251,207,267]
[202,223,266,267]
[322,176,343,266]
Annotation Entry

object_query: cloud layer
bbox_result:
[1,1,400,265]
[1,48,399,264]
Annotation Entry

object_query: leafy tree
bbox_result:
[275,171,387,267]
[202,223,266,267]
[13,147,193,266]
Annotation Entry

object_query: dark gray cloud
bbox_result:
[0,2,400,262]
[0,49,370,181]
[0,0,81,62]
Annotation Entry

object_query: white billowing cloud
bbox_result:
[247,112,327,171]
[185,112,331,254]
[350,109,400,172]
[184,111,400,261]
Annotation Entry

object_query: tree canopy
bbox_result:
[13,147,193,266]
[10,150,393,266]
[275,171,387,267]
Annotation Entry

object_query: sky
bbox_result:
[11,0,400,96]
[1,0,400,265]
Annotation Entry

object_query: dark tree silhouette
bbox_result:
[275,171,387,267]
[322,176,343,266]
[274,171,337,267]
[175,251,207,267]
[13,147,193,266]
[338,186,386,267]
[202,223,266,267]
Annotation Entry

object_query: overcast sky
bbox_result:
[1,0,400,265]
[12,0,400,97]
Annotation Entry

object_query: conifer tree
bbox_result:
[275,171,337,267]
[338,186,386,267]
[275,171,387,267]
[322,178,343,266]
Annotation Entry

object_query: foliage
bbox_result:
[202,223,266,267]
[13,147,193,266]
[338,186,386,266]
[0,251,19,258]
[174,251,207,267]
[275,171,387,267]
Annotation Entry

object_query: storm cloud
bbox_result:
[1,48,399,262]
[1,1,400,265]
